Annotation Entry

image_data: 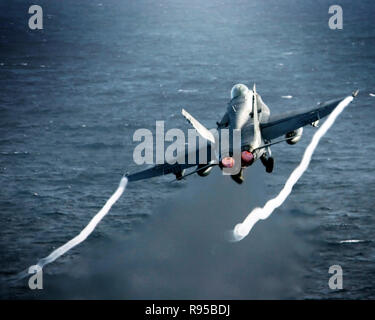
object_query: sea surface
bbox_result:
[1,0,374,299]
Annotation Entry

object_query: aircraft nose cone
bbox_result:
[231,84,249,99]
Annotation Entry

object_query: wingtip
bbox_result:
[352,89,359,97]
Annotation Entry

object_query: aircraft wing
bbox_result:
[126,162,197,182]
[126,143,214,182]
[260,96,351,141]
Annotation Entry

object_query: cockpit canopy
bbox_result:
[230,84,249,100]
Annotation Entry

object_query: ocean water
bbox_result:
[1,0,374,299]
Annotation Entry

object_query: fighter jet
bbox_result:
[126,84,357,184]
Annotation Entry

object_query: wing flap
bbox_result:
[126,143,214,182]
[126,163,197,182]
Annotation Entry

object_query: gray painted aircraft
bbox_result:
[126,84,357,184]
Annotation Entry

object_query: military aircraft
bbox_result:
[126,84,357,184]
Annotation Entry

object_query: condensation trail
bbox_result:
[231,96,353,242]
[23,176,128,276]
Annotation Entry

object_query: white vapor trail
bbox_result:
[231,96,353,242]
[26,176,128,275]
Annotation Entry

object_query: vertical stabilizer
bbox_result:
[251,84,262,150]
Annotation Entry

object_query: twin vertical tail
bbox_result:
[181,108,216,144]
[250,83,262,151]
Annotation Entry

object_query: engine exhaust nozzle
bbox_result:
[221,157,235,168]
[241,151,254,166]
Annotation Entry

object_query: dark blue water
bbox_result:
[1,0,374,299]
